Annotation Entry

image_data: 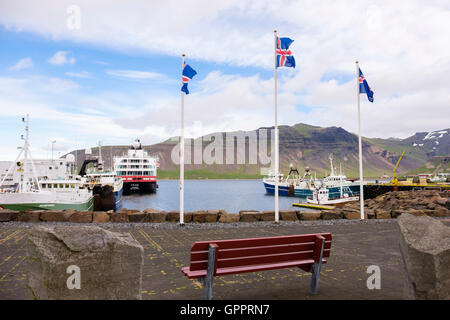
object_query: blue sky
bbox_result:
[0,1,449,160]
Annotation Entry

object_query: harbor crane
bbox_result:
[391,150,406,186]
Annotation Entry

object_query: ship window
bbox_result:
[42,184,46,188]
[71,184,75,188]
[53,184,58,188]
[65,184,69,188]
[59,184,64,188]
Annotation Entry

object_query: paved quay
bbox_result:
[0,220,411,300]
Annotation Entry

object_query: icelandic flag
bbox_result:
[181,63,197,94]
[359,68,374,102]
[276,37,295,68]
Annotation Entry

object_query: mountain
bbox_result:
[66,124,449,179]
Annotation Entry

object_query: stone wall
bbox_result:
[1,190,448,224]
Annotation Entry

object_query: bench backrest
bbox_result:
[188,233,332,272]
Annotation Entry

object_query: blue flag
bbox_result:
[181,63,197,94]
[276,37,295,68]
[359,68,374,102]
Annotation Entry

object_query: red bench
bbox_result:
[181,233,332,300]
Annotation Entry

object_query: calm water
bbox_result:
[122,179,306,213]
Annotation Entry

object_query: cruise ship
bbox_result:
[114,139,158,195]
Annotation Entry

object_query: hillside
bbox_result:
[66,124,449,179]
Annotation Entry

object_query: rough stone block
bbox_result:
[261,211,275,221]
[18,211,42,222]
[109,211,128,223]
[0,210,18,222]
[239,211,262,222]
[193,211,218,223]
[127,212,148,223]
[219,213,240,223]
[375,209,392,219]
[26,225,144,299]
[148,211,167,223]
[280,210,298,221]
[92,211,110,223]
[298,210,321,220]
[69,212,93,223]
[398,213,450,300]
[322,211,343,220]
[40,210,71,222]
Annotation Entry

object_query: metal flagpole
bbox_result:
[274,30,279,223]
[356,60,365,220]
[180,53,186,225]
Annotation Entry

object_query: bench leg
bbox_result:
[309,237,325,294]
[202,244,217,300]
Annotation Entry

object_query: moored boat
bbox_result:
[0,115,94,211]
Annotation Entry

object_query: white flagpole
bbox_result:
[274,30,279,223]
[180,53,185,225]
[356,60,365,220]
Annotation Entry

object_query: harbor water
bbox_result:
[122,179,307,213]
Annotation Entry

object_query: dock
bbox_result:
[0,220,411,300]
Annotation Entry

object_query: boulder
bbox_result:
[375,209,391,219]
[434,198,447,207]
[127,212,148,223]
[92,211,110,223]
[109,211,128,223]
[148,211,167,223]
[40,210,71,222]
[18,211,42,222]
[343,208,364,220]
[279,210,298,221]
[166,211,189,223]
[322,211,343,220]
[398,213,450,300]
[261,211,275,221]
[26,225,144,299]
[219,213,240,223]
[0,209,18,222]
[298,210,321,220]
[239,211,262,222]
[192,211,218,223]
[69,212,93,223]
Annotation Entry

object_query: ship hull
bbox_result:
[263,182,292,196]
[0,196,94,211]
[123,181,157,195]
[264,182,360,199]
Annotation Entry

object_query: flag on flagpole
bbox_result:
[276,37,295,68]
[181,63,197,94]
[359,68,374,102]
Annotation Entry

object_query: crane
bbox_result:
[391,150,406,186]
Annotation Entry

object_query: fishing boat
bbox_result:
[114,139,159,195]
[294,154,360,199]
[306,186,359,206]
[0,115,94,211]
[263,165,304,196]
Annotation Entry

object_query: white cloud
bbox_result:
[65,71,91,78]
[8,57,33,71]
[106,69,163,80]
[0,0,449,143]
[48,51,75,66]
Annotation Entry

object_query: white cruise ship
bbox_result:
[113,139,158,194]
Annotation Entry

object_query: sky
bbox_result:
[0,0,449,160]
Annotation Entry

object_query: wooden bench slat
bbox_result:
[181,258,329,279]
[190,233,332,251]
[191,241,332,261]
[189,249,331,271]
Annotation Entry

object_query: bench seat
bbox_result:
[182,258,328,279]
